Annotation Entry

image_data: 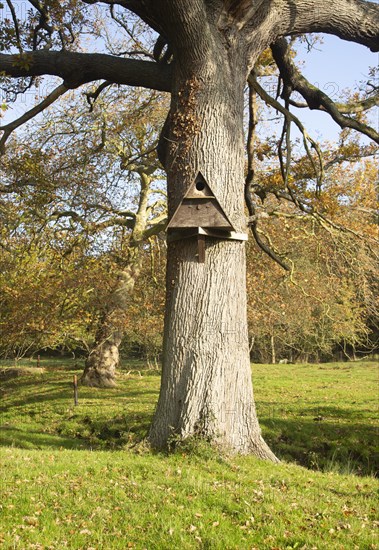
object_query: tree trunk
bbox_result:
[149,48,277,459]
[270,334,276,365]
[80,165,156,388]
[81,251,141,387]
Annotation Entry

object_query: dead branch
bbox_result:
[249,72,324,190]
[271,38,379,144]
[0,84,69,154]
[245,79,290,272]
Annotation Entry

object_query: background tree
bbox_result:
[245,121,379,362]
[0,216,107,359]
[0,0,378,457]
[1,82,168,383]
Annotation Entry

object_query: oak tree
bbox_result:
[1,0,378,456]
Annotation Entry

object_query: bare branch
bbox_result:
[246,81,257,187]
[81,0,165,36]
[250,217,291,271]
[5,0,23,52]
[85,81,113,112]
[324,145,378,170]
[249,71,324,190]
[0,84,69,154]
[27,0,55,50]
[245,79,291,272]
[271,38,379,144]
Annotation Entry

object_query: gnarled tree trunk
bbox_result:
[81,250,141,387]
[80,164,165,388]
[1,0,378,459]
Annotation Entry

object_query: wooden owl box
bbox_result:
[167,172,235,231]
[167,172,246,263]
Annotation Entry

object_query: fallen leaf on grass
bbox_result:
[23,517,39,526]
[335,522,351,530]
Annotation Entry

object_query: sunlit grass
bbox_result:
[1,446,378,549]
[0,358,378,549]
[1,358,377,475]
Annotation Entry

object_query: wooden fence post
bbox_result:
[73,375,78,406]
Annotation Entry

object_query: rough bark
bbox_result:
[148,11,277,458]
[2,0,378,457]
[278,0,379,51]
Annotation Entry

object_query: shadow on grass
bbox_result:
[74,411,154,446]
[1,377,159,411]
[296,404,377,419]
[0,384,79,411]
[257,400,377,420]
[1,407,154,451]
[0,372,157,451]
[0,426,88,450]
[1,369,377,476]
[260,415,378,476]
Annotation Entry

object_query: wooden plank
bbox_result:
[73,375,78,406]
[197,234,206,263]
[168,199,233,229]
[167,227,248,243]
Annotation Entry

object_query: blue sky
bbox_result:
[291,35,379,141]
[1,30,378,144]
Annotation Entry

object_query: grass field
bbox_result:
[0,359,378,549]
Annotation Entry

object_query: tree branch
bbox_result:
[336,93,379,114]
[6,0,23,52]
[280,0,379,52]
[245,78,291,272]
[288,93,379,113]
[271,38,379,144]
[0,84,69,153]
[143,219,167,240]
[85,81,113,112]
[248,72,324,190]
[81,0,165,36]
[0,51,172,92]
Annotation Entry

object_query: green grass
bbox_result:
[253,361,379,476]
[0,359,378,549]
[1,446,378,549]
[1,358,377,475]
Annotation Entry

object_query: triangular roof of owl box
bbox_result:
[183,173,215,199]
[167,171,236,231]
